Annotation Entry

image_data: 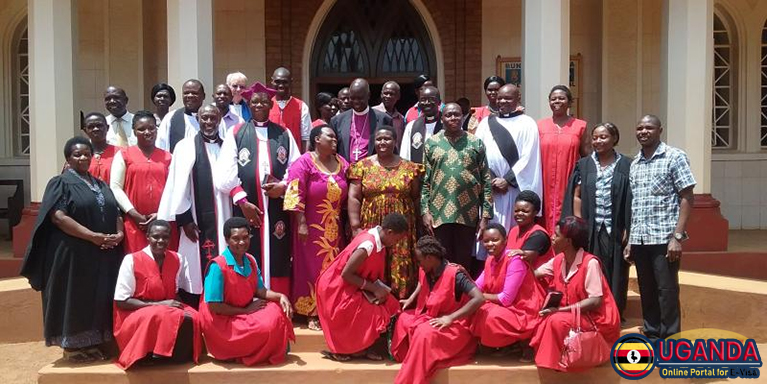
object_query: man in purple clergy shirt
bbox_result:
[331,78,392,163]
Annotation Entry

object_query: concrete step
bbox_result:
[0,278,42,343]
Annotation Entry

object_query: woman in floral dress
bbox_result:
[348,126,423,299]
[284,126,349,330]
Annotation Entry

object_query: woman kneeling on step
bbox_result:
[315,213,408,362]
[391,236,485,384]
[199,217,295,366]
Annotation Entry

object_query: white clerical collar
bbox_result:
[253,120,269,127]
[352,106,370,116]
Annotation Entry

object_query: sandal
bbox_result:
[307,317,322,331]
[320,350,352,362]
[63,349,97,363]
[85,347,109,361]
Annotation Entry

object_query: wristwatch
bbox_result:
[673,232,688,242]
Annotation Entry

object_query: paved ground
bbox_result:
[0,341,60,384]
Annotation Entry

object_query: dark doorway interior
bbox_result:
[315,81,418,116]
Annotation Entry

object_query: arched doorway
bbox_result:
[310,0,437,113]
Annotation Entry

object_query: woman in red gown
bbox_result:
[199,217,295,366]
[315,213,408,361]
[537,85,590,232]
[81,112,118,184]
[391,236,485,384]
[113,220,201,369]
[471,222,545,361]
[506,191,555,269]
[110,110,175,253]
[467,76,505,133]
[530,216,621,372]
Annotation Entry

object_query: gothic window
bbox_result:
[761,20,767,148]
[712,12,736,149]
[320,25,365,75]
[12,21,29,156]
[382,23,426,73]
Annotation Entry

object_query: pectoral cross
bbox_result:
[201,239,216,260]
[352,146,363,162]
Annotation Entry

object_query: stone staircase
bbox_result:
[0,269,763,384]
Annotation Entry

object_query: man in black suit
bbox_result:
[331,78,392,163]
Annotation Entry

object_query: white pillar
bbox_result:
[28,0,77,202]
[167,0,213,97]
[661,0,713,193]
[522,0,570,120]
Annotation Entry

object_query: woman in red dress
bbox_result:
[199,217,295,366]
[506,191,555,269]
[81,112,118,184]
[530,216,621,372]
[468,76,505,133]
[315,213,408,362]
[113,220,201,369]
[471,222,545,362]
[110,110,175,253]
[537,85,590,232]
[391,236,485,384]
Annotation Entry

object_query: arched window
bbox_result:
[712,12,737,149]
[11,19,29,157]
[761,20,767,148]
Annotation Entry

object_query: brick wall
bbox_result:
[264,0,482,104]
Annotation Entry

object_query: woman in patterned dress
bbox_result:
[347,125,423,299]
[284,125,349,330]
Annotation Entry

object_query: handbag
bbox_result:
[559,303,610,370]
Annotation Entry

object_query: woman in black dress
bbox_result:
[561,122,632,321]
[21,136,124,362]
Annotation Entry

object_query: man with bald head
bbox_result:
[104,86,135,147]
[372,81,406,147]
[269,67,312,151]
[157,79,206,152]
[213,83,244,138]
[158,104,233,304]
[400,85,442,163]
[330,78,392,162]
[626,114,695,341]
[473,84,542,261]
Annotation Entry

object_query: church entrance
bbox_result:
[310,0,437,113]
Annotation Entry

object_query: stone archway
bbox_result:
[302,0,443,112]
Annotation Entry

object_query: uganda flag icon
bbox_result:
[611,333,656,380]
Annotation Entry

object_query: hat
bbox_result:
[241,81,276,102]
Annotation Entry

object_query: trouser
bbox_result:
[594,224,629,319]
[433,223,476,272]
[631,243,681,340]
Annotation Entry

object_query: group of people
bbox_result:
[20,65,696,382]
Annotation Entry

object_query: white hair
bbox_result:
[226,72,248,85]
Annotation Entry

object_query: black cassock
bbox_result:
[20,171,122,348]
[561,154,632,316]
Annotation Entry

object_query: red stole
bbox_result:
[506,223,554,269]
[315,230,399,354]
[270,96,302,145]
[113,250,201,369]
[121,146,175,253]
[89,144,117,184]
[551,252,621,343]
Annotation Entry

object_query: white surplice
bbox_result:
[213,122,300,288]
[474,114,542,259]
[157,136,231,294]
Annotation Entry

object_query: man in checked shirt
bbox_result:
[624,114,695,342]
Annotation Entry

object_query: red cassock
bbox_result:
[530,252,621,372]
[471,252,545,348]
[507,223,555,270]
[199,254,295,366]
[391,264,476,384]
[315,231,400,354]
[121,146,178,253]
[113,250,202,370]
[537,117,587,232]
[270,96,303,147]
[89,144,117,184]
